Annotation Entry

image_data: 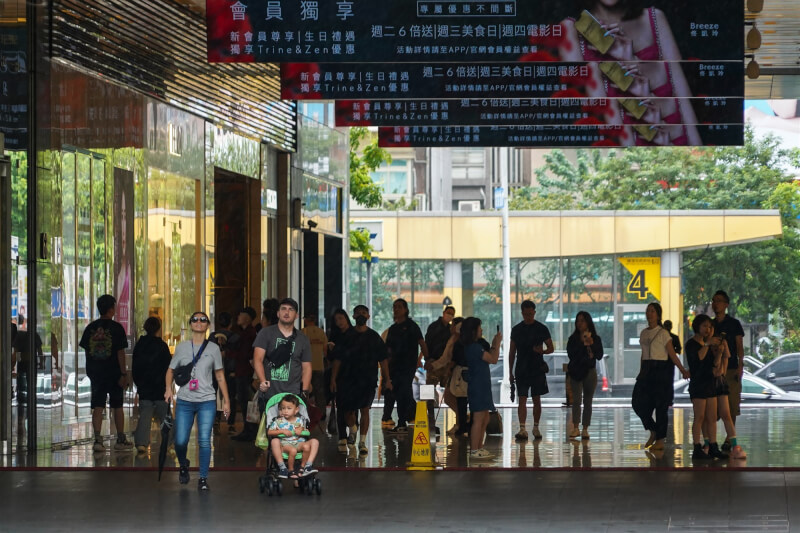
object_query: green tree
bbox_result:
[348,127,391,209]
[510,127,800,337]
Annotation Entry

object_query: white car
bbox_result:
[673,372,800,403]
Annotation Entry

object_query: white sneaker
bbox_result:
[532,426,542,439]
[581,427,590,440]
[568,428,580,439]
[469,448,494,459]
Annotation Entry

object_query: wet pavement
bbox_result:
[5,404,800,470]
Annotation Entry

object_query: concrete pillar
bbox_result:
[443,261,462,316]
[660,250,683,341]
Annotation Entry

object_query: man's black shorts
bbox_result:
[516,373,549,398]
[90,377,124,409]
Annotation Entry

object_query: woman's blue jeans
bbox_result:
[174,399,216,478]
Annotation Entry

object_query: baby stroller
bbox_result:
[257,392,321,497]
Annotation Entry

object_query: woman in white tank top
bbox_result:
[632,302,689,452]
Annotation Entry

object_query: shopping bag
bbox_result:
[485,410,503,435]
[255,414,269,449]
[246,400,261,424]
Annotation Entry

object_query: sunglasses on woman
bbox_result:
[190,316,209,323]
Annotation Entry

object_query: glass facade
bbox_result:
[3,63,282,451]
[350,253,660,404]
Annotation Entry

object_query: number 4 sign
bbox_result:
[618,257,661,301]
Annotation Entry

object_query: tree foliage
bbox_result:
[349,126,390,209]
[509,127,800,339]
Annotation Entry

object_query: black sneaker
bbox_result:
[388,425,408,434]
[179,461,190,484]
[721,440,732,452]
[198,477,209,491]
[708,442,729,460]
[277,464,290,479]
[301,464,318,477]
[692,443,711,460]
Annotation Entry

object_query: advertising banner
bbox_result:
[378,124,744,148]
[113,168,135,344]
[281,61,743,101]
[208,0,743,63]
[335,97,744,127]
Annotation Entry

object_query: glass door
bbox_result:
[61,149,107,423]
[614,304,649,385]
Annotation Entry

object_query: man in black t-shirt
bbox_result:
[331,305,390,455]
[384,298,428,433]
[509,300,554,441]
[711,290,746,450]
[424,306,455,428]
[79,294,132,452]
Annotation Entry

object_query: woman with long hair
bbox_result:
[631,302,689,451]
[165,311,230,491]
[460,317,502,460]
[566,311,604,440]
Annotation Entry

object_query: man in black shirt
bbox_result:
[331,305,391,455]
[385,299,428,433]
[509,300,554,441]
[711,290,745,451]
[663,320,682,357]
[424,306,455,428]
[79,295,132,452]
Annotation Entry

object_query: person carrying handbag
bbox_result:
[165,311,230,491]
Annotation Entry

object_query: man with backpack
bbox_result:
[80,294,133,452]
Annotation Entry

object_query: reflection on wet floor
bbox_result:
[6,405,800,469]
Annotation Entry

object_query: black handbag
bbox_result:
[174,340,209,386]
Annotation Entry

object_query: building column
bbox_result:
[443,261,462,316]
[660,250,683,341]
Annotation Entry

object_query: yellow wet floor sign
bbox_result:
[407,400,438,470]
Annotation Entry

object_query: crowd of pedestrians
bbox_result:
[79,287,750,487]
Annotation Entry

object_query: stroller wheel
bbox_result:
[306,481,313,496]
[258,476,266,494]
[275,480,283,497]
[314,478,322,495]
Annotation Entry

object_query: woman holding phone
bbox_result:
[566,311,604,440]
[165,311,230,491]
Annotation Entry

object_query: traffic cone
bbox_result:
[601,376,609,392]
[406,400,437,470]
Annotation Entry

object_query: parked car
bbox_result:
[674,372,800,403]
[754,353,800,392]
[743,355,765,374]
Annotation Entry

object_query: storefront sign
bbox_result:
[335,97,744,127]
[378,124,743,148]
[281,61,743,100]
[208,0,743,63]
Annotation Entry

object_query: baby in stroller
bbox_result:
[268,393,320,479]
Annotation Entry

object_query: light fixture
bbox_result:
[745,55,760,79]
[746,23,762,50]
[747,0,764,13]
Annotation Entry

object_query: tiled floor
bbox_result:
[1,469,798,532]
[5,404,800,470]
